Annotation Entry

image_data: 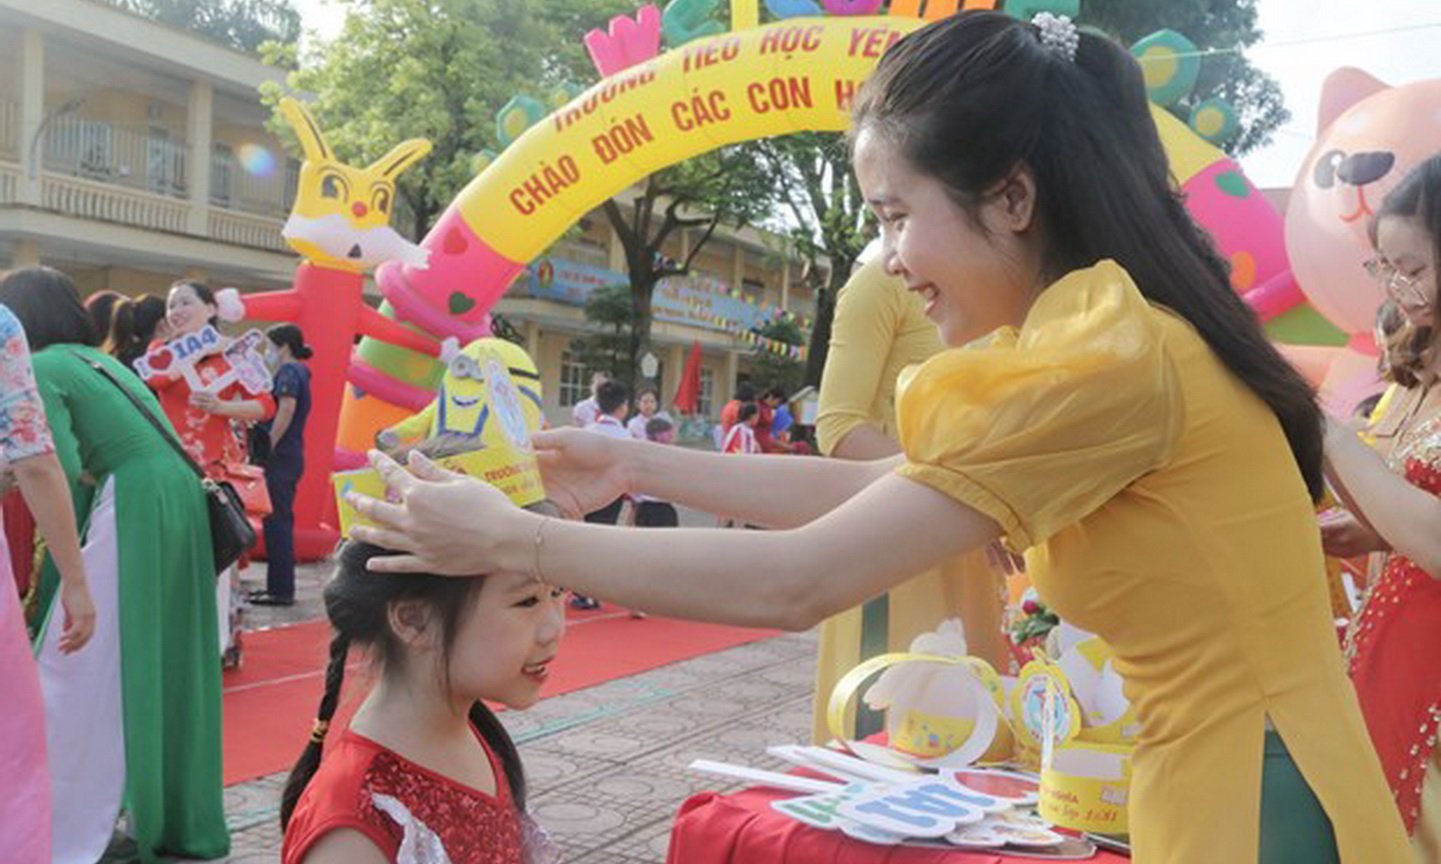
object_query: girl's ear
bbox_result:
[387,599,438,650]
[985,163,1039,234]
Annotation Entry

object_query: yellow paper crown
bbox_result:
[334,443,544,536]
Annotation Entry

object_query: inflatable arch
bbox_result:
[339,13,1289,452]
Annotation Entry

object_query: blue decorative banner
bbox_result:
[520,256,807,360]
[524,256,771,332]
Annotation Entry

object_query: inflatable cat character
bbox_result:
[1282,70,1441,414]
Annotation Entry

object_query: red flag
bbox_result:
[672,339,703,414]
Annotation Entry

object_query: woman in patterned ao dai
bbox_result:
[1323,155,1441,861]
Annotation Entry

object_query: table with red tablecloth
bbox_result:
[666,785,1130,864]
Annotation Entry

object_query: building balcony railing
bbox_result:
[44,115,190,199]
[208,207,287,253]
[0,163,20,204]
[41,171,190,234]
[551,237,611,270]
[210,148,296,220]
[0,104,288,253]
[0,160,287,253]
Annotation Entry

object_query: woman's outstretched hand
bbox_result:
[530,428,633,519]
[348,450,528,576]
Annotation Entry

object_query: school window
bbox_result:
[742,277,765,304]
[47,118,113,179]
[210,143,234,207]
[698,366,715,418]
[559,349,588,408]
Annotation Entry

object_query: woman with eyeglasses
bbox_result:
[1323,153,1441,856]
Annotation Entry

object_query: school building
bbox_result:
[0,0,819,426]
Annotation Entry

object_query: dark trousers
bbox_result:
[635,501,678,528]
[584,498,624,525]
[262,458,302,599]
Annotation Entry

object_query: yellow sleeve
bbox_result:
[387,401,437,442]
[895,261,1183,550]
[816,261,903,455]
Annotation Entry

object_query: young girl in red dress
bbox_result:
[281,540,566,864]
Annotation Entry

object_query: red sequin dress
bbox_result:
[1346,401,1441,836]
[283,726,525,864]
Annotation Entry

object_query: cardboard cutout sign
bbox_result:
[133,324,224,385]
[216,330,275,396]
[132,325,273,396]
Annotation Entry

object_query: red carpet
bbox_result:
[222,607,781,785]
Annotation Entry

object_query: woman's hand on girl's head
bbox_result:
[530,427,633,519]
[349,450,532,576]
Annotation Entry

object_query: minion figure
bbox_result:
[376,337,543,450]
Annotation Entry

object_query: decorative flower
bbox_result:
[1011,588,1060,646]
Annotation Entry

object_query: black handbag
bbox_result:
[247,424,271,468]
[75,352,257,573]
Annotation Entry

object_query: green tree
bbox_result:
[109,0,300,53]
[260,0,631,238]
[751,131,873,387]
[1082,0,1288,156]
[601,146,776,389]
[577,282,634,381]
[263,0,779,391]
[753,0,1286,385]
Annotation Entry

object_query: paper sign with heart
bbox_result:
[147,347,175,372]
[133,324,223,385]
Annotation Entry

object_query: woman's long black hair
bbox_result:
[279,541,526,828]
[267,323,314,360]
[852,12,1325,499]
[117,294,168,367]
[84,290,128,354]
[0,267,97,350]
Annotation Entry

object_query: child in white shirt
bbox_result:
[721,402,761,455]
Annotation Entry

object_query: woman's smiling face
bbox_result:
[852,127,1040,348]
[166,284,214,335]
[1372,214,1436,329]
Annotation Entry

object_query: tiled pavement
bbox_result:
[208,504,821,863]
[216,626,819,863]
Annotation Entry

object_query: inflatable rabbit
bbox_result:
[243,97,449,559]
